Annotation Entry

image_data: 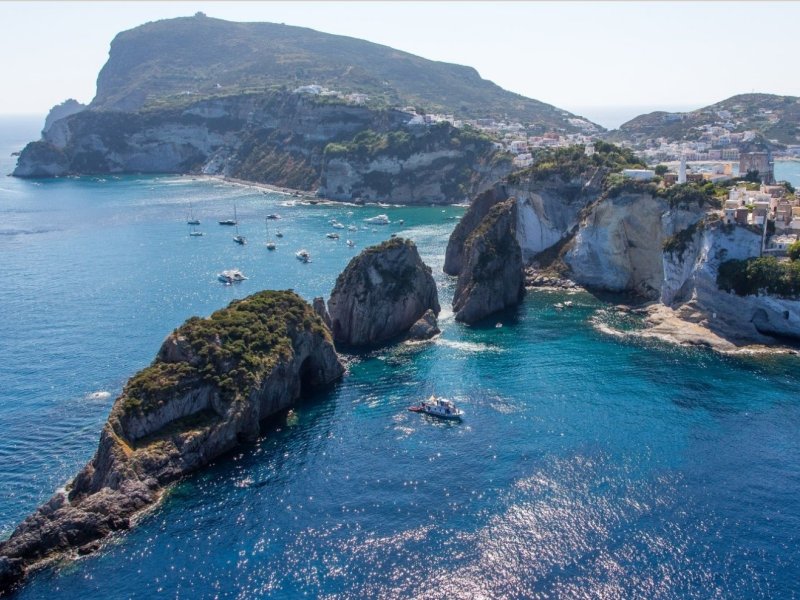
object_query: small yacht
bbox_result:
[332,221,345,229]
[218,269,248,284]
[275,231,284,238]
[348,225,358,231]
[295,249,311,263]
[364,214,390,225]
[326,232,340,240]
[346,239,355,247]
[408,396,463,420]
[267,214,281,220]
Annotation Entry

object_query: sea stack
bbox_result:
[327,238,440,346]
[452,199,524,324]
[0,291,344,593]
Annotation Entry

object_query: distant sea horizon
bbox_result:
[565,105,700,130]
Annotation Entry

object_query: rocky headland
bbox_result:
[8,14,608,204]
[327,237,440,346]
[0,291,343,593]
[445,142,800,351]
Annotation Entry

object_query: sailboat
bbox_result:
[219,205,237,226]
[187,203,200,225]
[189,224,204,237]
[265,217,276,250]
[232,205,246,245]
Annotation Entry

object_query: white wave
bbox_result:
[435,339,504,354]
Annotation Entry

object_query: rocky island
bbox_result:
[0,291,343,592]
[327,237,440,346]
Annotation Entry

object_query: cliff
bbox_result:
[452,199,524,323]
[658,222,800,345]
[42,99,86,136]
[318,123,511,204]
[13,93,509,204]
[0,291,343,593]
[327,238,440,346]
[444,144,642,277]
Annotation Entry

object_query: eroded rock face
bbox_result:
[444,169,606,276]
[444,184,509,275]
[565,192,674,298]
[0,291,343,593]
[660,222,800,344]
[407,309,440,341]
[327,238,440,346]
[452,199,524,324]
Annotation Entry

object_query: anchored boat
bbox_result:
[408,396,463,420]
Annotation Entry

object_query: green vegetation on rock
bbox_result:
[323,123,495,161]
[507,141,645,185]
[122,290,329,414]
[92,15,596,129]
[718,257,800,299]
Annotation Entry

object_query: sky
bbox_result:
[2,1,800,128]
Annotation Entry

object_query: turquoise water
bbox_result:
[2,117,800,598]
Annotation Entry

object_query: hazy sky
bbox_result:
[3,1,800,127]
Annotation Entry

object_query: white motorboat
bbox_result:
[295,249,311,263]
[332,222,345,229]
[348,225,358,231]
[346,239,355,247]
[408,396,463,420]
[364,214,390,225]
[218,269,248,284]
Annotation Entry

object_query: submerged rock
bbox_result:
[407,309,441,341]
[327,237,440,346]
[0,291,343,593]
[453,199,524,324]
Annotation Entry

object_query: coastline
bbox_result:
[595,302,798,356]
[199,175,318,200]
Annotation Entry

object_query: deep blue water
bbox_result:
[2,116,800,598]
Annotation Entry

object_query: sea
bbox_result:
[2,115,800,599]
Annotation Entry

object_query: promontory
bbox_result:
[0,290,343,593]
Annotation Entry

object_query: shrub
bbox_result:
[717,257,800,298]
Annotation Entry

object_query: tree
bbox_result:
[744,169,761,183]
[654,164,669,176]
[788,239,800,261]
